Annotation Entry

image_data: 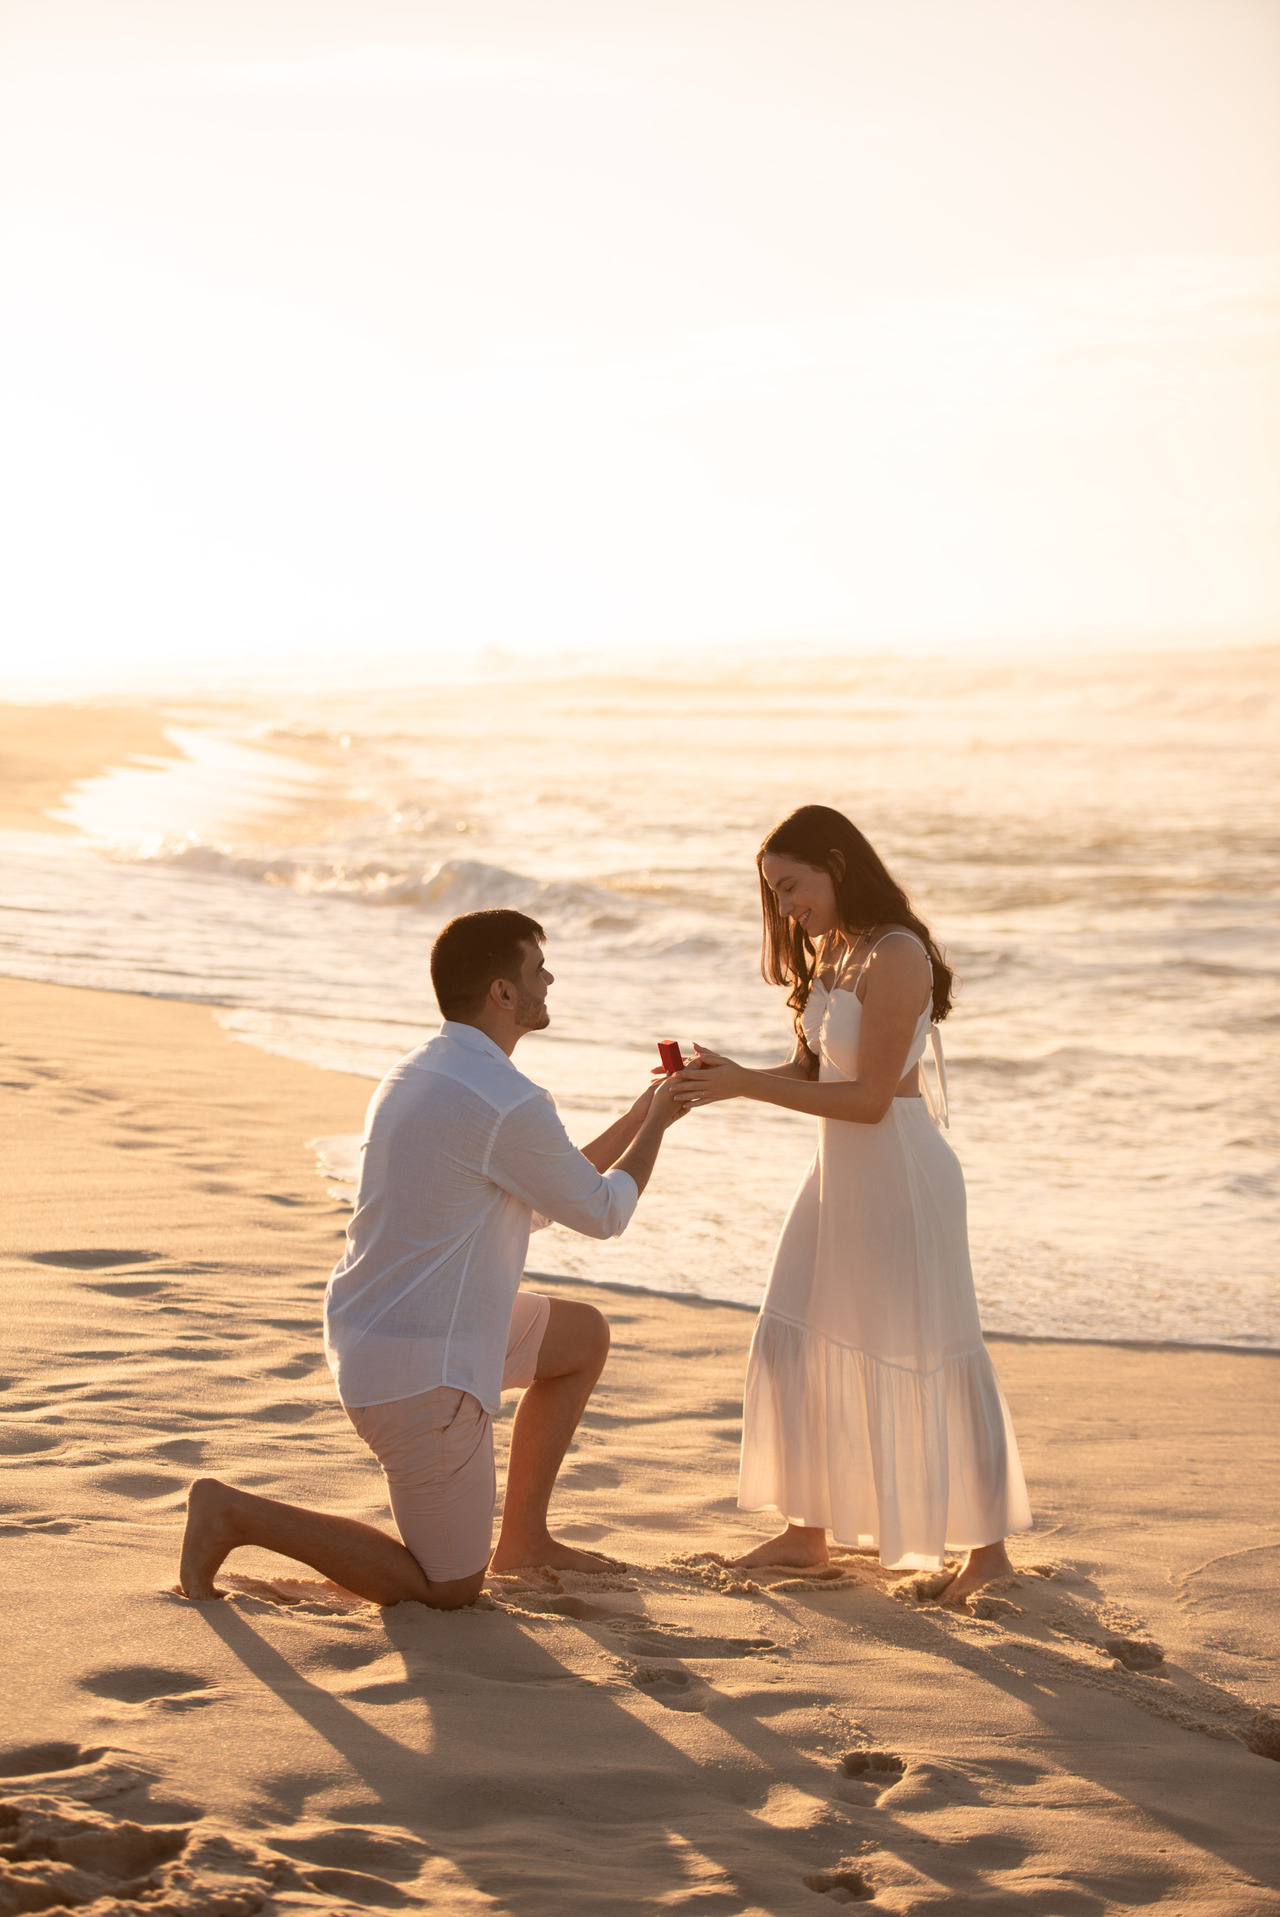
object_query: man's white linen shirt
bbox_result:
[324,1022,637,1413]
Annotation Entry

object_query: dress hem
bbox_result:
[739,1312,1033,1568]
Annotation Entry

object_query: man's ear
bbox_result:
[489,974,517,1011]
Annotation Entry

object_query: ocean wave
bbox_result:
[954,1047,1121,1075]
[121,841,662,931]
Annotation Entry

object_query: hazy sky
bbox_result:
[2,0,1277,678]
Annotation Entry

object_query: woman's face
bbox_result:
[760,852,840,941]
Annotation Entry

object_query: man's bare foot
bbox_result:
[729,1524,829,1570]
[938,1539,1014,1609]
[489,1535,623,1575]
[177,1477,241,1600]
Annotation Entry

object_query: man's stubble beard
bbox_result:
[515,992,550,1033]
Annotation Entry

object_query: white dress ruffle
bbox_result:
[738,942,1032,1569]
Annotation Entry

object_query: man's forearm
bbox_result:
[612,1115,665,1199]
[580,1097,651,1175]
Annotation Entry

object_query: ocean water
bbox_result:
[2,650,1276,1348]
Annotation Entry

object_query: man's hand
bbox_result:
[641,1071,686,1130]
[580,1073,677,1175]
[612,1071,685,1197]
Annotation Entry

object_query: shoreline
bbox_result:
[0,700,177,834]
[0,696,366,847]
[2,972,1279,1913]
[531,1265,1280,1355]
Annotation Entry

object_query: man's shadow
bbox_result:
[197,1594,873,1916]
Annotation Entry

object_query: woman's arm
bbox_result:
[756,1034,817,1082]
[679,940,930,1126]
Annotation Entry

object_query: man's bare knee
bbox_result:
[536,1298,610,1381]
[419,1568,487,1611]
[578,1302,610,1372]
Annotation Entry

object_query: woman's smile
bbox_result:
[759,851,839,941]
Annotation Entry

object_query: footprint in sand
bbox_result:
[270,1825,424,1873]
[0,1427,60,1456]
[248,1402,322,1423]
[627,1664,712,1712]
[802,1866,875,1903]
[305,1637,389,1674]
[858,1757,989,1812]
[0,1740,109,1778]
[0,1798,284,1912]
[0,1742,157,1802]
[1101,1634,1166,1673]
[344,1679,424,1707]
[216,1573,369,1614]
[518,1593,622,1620]
[151,1439,206,1466]
[0,1801,188,1889]
[560,1458,622,1489]
[965,1593,1023,1621]
[24,1248,162,1269]
[81,1666,220,1711]
[93,1469,187,1500]
[835,1750,906,1806]
[621,1630,777,1659]
[82,1278,173,1298]
[771,1569,861,1593]
[295,1865,416,1907]
[840,1751,904,1779]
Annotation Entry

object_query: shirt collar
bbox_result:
[440,1020,518,1069]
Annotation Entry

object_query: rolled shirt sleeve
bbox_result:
[486,1092,639,1240]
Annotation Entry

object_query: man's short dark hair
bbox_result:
[430,909,546,1021]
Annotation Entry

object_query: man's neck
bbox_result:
[448,1012,523,1058]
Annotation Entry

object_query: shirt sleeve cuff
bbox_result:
[603,1168,639,1232]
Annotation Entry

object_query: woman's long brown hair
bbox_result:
[758,805,954,1059]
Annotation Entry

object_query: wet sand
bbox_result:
[2,971,1279,1915]
[0,703,176,834]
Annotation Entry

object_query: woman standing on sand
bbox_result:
[675,805,1031,1606]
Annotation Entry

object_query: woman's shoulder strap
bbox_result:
[859,927,930,973]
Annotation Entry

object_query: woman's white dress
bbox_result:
[738,933,1031,1568]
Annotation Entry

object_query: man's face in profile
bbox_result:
[513,939,553,1033]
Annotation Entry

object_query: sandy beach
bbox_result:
[2,966,1278,1915]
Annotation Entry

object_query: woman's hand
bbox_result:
[673,1045,752,1109]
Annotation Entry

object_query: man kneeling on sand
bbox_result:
[179,907,682,1610]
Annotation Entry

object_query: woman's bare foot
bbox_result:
[938,1539,1014,1609]
[729,1524,829,1570]
[177,1477,241,1600]
[489,1534,623,1575]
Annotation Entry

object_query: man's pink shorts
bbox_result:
[344,1291,551,1585]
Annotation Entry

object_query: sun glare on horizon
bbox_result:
[1,0,1277,684]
